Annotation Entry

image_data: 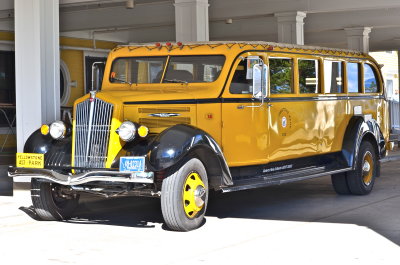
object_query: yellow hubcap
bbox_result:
[182,172,206,218]
[362,151,374,186]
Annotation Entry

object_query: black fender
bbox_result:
[113,124,233,189]
[24,129,72,168]
[341,116,386,170]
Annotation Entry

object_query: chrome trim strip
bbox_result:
[8,167,154,185]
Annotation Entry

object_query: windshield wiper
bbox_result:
[164,79,188,84]
[111,77,132,85]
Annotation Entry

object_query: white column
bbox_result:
[344,27,372,53]
[275,11,306,45]
[15,0,60,152]
[174,0,209,42]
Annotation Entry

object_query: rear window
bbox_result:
[364,64,379,93]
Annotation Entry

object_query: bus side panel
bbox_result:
[319,99,350,154]
[196,103,222,147]
[267,99,320,162]
[347,97,387,140]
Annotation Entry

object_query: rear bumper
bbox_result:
[8,167,154,185]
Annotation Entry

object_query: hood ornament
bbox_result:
[89,90,97,102]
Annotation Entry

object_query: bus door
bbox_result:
[221,53,270,168]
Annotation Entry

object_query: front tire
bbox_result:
[161,158,208,231]
[31,179,79,220]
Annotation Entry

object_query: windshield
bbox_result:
[110,55,225,84]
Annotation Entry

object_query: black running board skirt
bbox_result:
[222,166,351,193]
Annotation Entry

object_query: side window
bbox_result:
[347,62,361,93]
[364,64,379,93]
[270,58,293,94]
[299,59,319,93]
[324,60,343,93]
[229,60,252,94]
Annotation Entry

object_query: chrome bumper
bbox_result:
[8,167,154,185]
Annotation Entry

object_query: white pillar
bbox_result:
[344,27,372,53]
[15,0,60,152]
[275,11,306,45]
[174,0,209,42]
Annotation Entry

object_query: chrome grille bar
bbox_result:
[74,98,113,169]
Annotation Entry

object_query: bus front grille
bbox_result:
[74,98,113,169]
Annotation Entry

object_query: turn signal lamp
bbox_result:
[138,125,149,138]
[40,124,50,136]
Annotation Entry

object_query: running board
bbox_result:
[221,167,352,193]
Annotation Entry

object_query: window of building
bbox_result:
[229,60,252,94]
[324,60,343,93]
[0,51,15,127]
[299,59,319,93]
[347,62,361,93]
[386,79,394,99]
[364,64,379,93]
[270,58,293,94]
[85,56,107,93]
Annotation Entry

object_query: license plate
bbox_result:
[119,156,145,172]
[16,153,44,169]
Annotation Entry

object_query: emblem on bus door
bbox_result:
[278,108,291,136]
[281,116,287,128]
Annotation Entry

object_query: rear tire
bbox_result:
[331,172,351,194]
[331,141,378,195]
[161,158,208,231]
[346,141,378,195]
[31,179,79,220]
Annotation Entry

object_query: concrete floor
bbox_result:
[1,160,400,264]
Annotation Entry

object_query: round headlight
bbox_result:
[118,121,136,142]
[49,121,66,140]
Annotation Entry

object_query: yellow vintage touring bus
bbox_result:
[9,41,389,231]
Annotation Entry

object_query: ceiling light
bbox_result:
[126,0,135,9]
[225,19,233,24]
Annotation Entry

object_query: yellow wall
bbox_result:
[0,31,118,149]
[60,50,84,107]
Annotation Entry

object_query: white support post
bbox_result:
[15,0,60,152]
[344,27,372,53]
[174,0,209,42]
[275,11,307,45]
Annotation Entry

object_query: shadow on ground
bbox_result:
[17,161,400,244]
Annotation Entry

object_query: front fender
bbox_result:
[113,124,233,188]
[24,129,72,168]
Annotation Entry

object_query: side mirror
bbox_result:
[252,63,268,100]
[91,62,105,91]
[252,64,263,99]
